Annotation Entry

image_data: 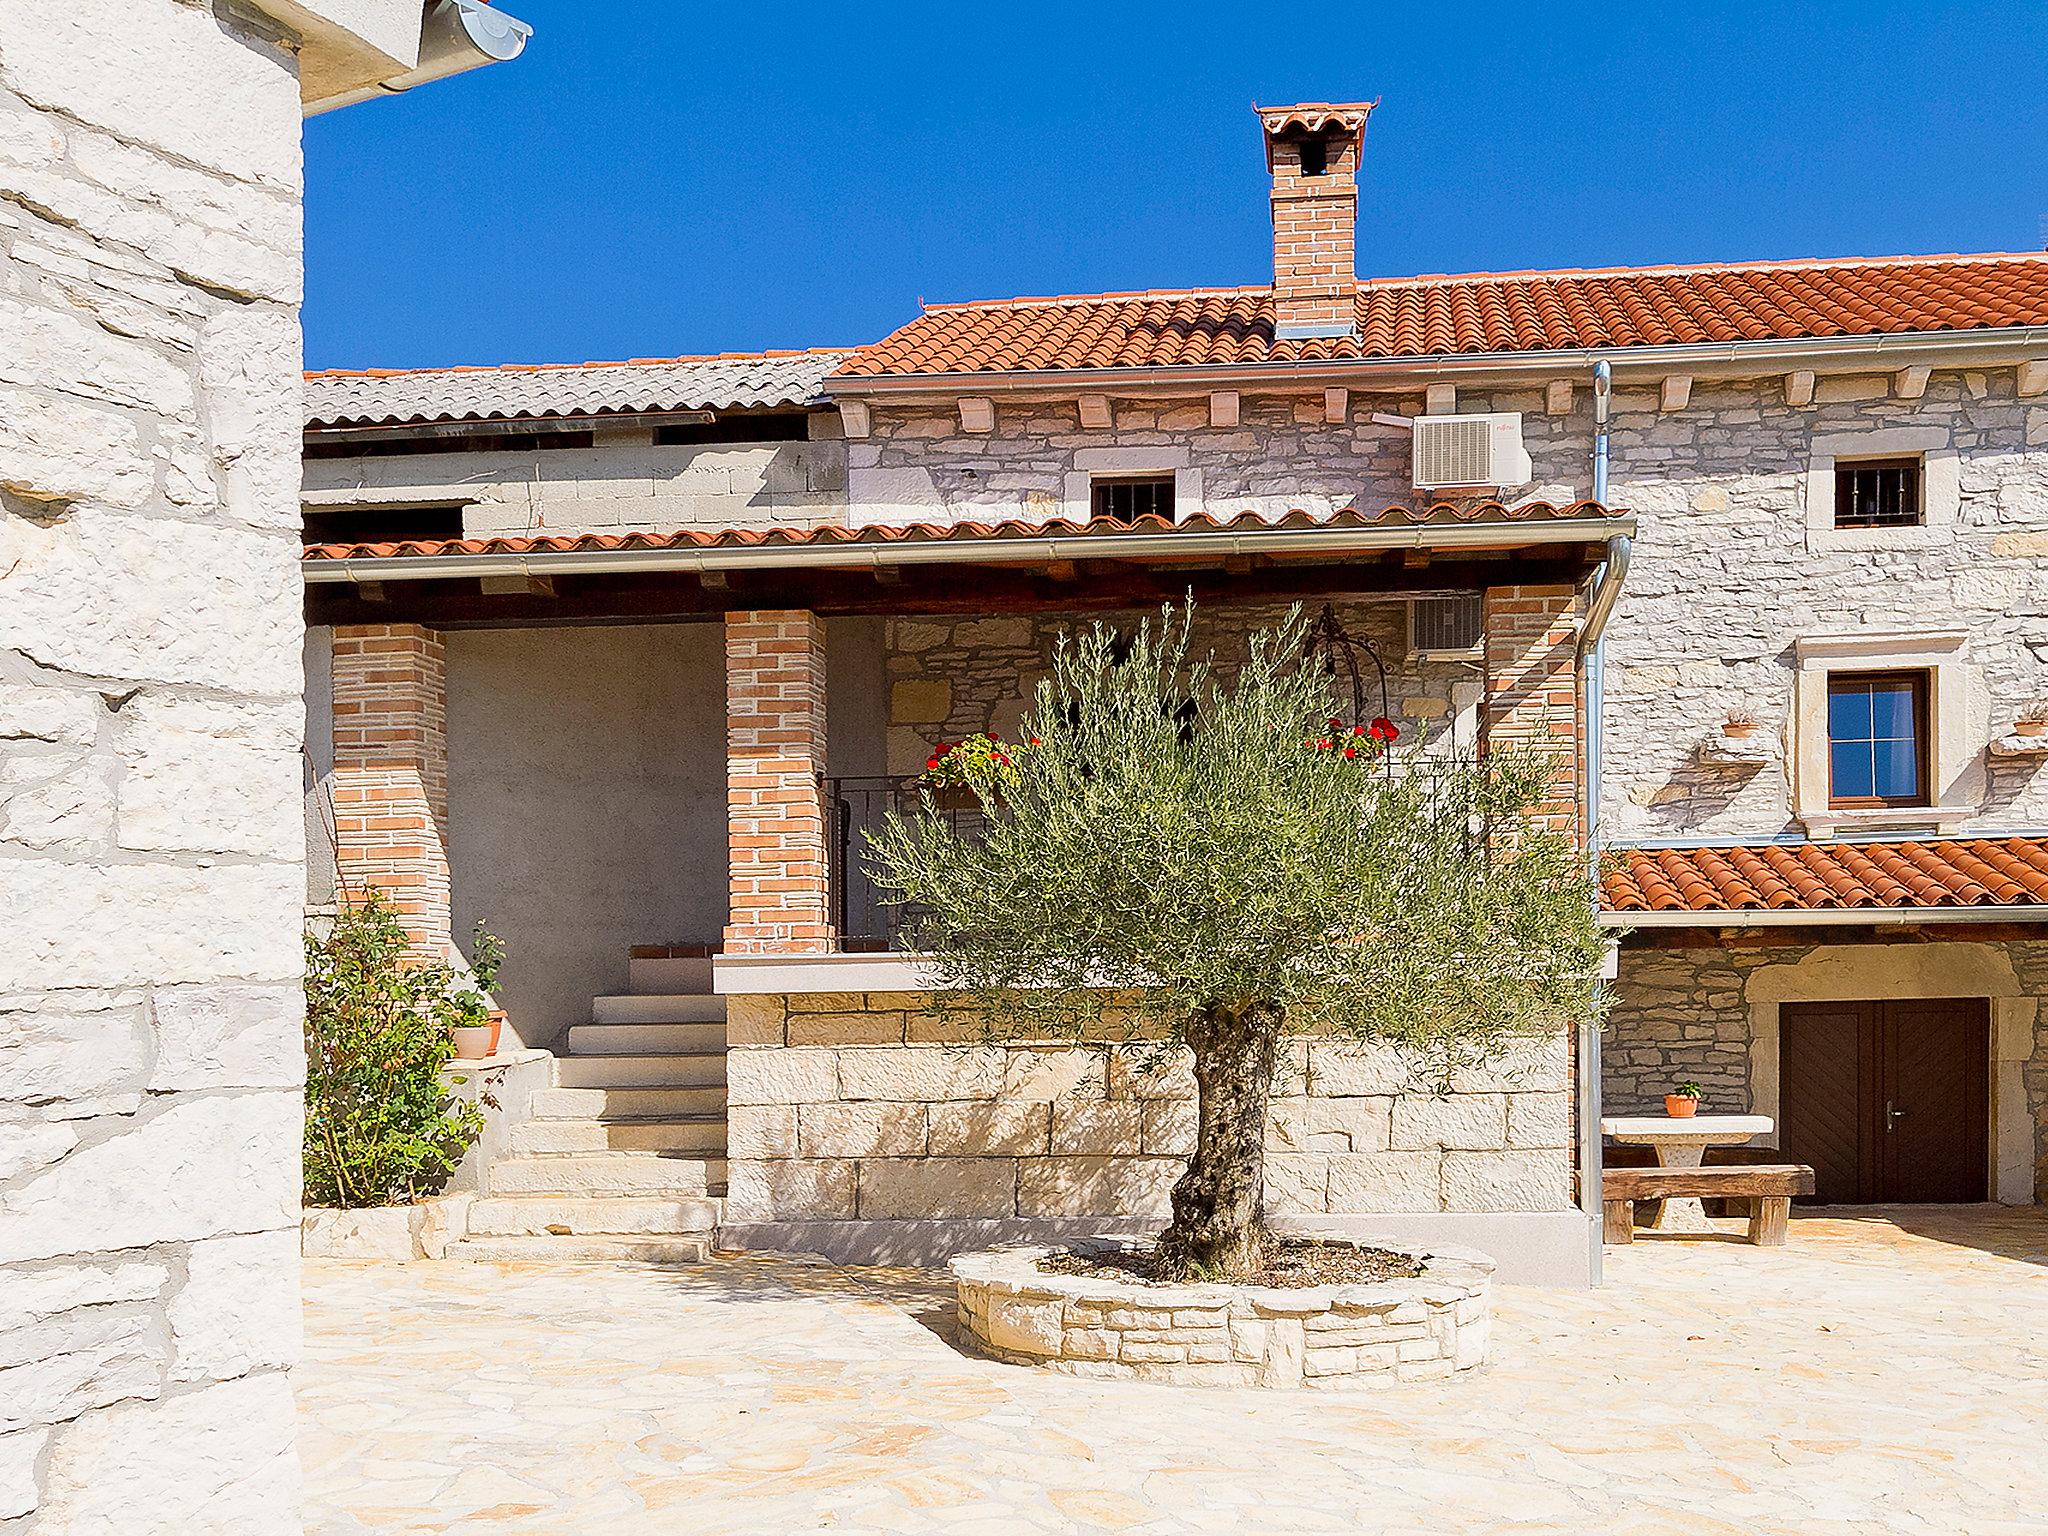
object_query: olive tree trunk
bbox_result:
[1159,999,1283,1279]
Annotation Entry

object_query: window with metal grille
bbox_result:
[1833,457,1923,528]
[1827,671,1929,807]
[1090,476,1174,524]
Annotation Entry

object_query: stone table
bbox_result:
[1600,1114,1774,1233]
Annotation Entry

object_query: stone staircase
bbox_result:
[449,952,727,1262]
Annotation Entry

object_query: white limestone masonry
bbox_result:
[0,2,424,1528]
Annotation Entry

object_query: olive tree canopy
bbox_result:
[865,604,1606,1279]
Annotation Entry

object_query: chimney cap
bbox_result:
[1254,100,1377,137]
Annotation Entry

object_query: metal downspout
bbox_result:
[1573,358,1628,1280]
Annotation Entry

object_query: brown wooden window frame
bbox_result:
[1826,669,1931,809]
[1832,456,1924,529]
[1089,475,1175,525]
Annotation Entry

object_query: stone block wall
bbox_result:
[0,2,311,1528]
[724,993,1574,1225]
[303,429,849,540]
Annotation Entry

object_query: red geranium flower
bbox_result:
[1342,746,1357,758]
[1368,716,1399,742]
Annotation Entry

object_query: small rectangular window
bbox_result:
[1827,671,1929,807]
[1090,476,1175,525]
[1833,457,1922,528]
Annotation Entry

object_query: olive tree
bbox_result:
[864,603,1606,1280]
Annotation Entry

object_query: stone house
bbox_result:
[299,100,2048,1286]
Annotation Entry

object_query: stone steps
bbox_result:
[527,1085,727,1120]
[464,1195,721,1238]
[554,1052,726,1090]
[507,1115,726,1156]
[452,961,731,1262]
[592,993,725,1025]
[566,1020,726,1056]
[446,1233,716,1264]
[488,1152,722,1198]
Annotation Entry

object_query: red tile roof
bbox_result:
[1601,838,2048,915]
[832,253,2048,379]
[302,500,1626,565]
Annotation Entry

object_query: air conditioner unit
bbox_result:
[1410,412,1533,491]
[1408,593,1484,656]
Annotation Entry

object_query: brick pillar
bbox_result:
[328,623,451,955]
[1482,585,1582,838]
[725,609,836,955]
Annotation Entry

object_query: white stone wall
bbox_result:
[0,5,309,1529]
[725,994,1574,1225]
[1599,374,2048,840]
[845,376,2047,839]
[846,391,1585,529]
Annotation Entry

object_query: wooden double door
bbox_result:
[1779,998,1989,1205]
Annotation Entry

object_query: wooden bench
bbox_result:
[1601,1164,1815,1247]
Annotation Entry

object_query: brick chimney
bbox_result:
[1257,101,1374,339]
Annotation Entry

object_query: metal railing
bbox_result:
[825,754,1505,950]
[827,776,987,950]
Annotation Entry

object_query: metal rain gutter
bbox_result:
[301,513,1636,586]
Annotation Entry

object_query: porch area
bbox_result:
[298,1205,2048,1534]
[300,504,1623,1276]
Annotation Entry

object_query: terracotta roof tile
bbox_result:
[302,500,1625,564]
[833,253,2048,379]
[1600,837,2048,915]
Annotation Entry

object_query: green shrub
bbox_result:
[303,893,486,1208]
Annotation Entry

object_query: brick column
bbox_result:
[725,609,836,955]
[1482,585,1583,838]
[328,623,451,955]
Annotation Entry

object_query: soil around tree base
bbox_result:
[1040,1235,1425,1288]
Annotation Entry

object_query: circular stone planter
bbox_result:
[950,1236,1494,1388]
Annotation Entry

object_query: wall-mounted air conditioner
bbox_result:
[1408,593,1484,656]
[1410,412,1532,491]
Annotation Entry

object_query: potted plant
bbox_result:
[2015,701,2048,739]
[922,731,1033,810]
[1721,710,1760,741]
[448,921,507,1060]
[1665,1081,1704,1118]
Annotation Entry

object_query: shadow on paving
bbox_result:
[1791,1202,2048,1269]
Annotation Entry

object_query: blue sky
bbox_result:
[303,1,2048,370]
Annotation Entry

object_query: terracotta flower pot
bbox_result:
[1722,722,1759,740]
[2016,720,2046,738]
[450,1018,499,1060]
[1664,1094,1701,1118]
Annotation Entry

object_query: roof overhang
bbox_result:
[1602,903,2048,929]
[302,510,1633,586]
[824,325,2048,400]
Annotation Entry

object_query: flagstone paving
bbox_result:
[299,1207,2048,1534]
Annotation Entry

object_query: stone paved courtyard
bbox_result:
[299,1208,2048,1534]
